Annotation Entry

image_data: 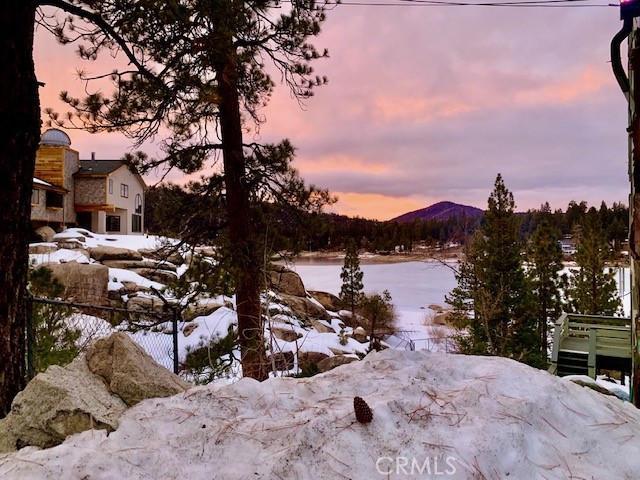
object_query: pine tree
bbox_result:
[527,220,564,353]
[446,174,540,366]
[565,214,621,316]
[340,239,364,313]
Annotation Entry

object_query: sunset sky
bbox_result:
[34,2,629,221]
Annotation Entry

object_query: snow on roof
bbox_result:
[2,350,639,479]
[32,177,53,187]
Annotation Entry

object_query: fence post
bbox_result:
[25,294,35,381]
[172,309,179,375]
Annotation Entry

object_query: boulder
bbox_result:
[182,302,225,322]
[268,266,306,297]
[280,294,330,321]
[328,347,351,356]
[34,226,56,242]
[130,268,178,285]
[85,333,190,407]
[338,310,363,328]
[270,326,302,342]
[0,357,127,452]
[317,355,357,373]
[42,261,109,305]
[138,247,184,266]
[182,322,199,337]
[88,246,143,262]
[308,291,342,312]
[102,260,177,272]
[56,239,86,250]
[28,244,58,255]
[311,319,336,334]
[120,281,151,295]
[433,312,452,326]
[126,296,168,314]
[351,326,368,343]
[298,351,330,371]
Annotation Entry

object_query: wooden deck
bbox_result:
[548,313,632,378]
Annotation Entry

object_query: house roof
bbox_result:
[32,177,68,193]
[76,160,129,176]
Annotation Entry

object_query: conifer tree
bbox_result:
[527,220,564,352]
[340,239,364,313]
[446,174,540,366]
[565,214,621,316]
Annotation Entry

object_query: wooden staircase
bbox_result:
[549,313,632,379]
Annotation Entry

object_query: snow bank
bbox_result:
[2,350,639,479]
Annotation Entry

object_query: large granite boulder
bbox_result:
[308,290,342,312]
[280,294,330,321]
[268,266,306,297]
[42,261,109,305]
[34,226,56,242]
[85,332,190,407]
[0,358,127,452]
[88,246,143,262]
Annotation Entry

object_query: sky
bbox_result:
[34,1,630,221]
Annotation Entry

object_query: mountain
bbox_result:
[392,201,484,223]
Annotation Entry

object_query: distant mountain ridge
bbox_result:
[392,201,484,223]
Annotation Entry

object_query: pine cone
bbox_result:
[354,396,373,423]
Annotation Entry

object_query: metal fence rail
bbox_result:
[25,296,181,380]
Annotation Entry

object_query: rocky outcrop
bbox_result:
[102,259,177,272]
[138,247,184,266]
[126,296,169,313]
[317,355,357,373]
[280,294,330,321]
[0,358,127,452]
[85,333,190,407]
[297,351,329,371]
[268,266,306,297]
[88,246,143,262]
[43,261,109,305]
[131,268,178,285]
[308,291,342,312]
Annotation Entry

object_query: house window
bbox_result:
[45,191,63,209]
[120,183,129,198]
[31,189,39,205]
[109,179,113,194]
[135,194,142,214]
[132,214,142,233]
[106,215,121,232]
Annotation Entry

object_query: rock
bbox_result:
[56,239,86,250]
[130,268,178,285]
[29,244,58,255]
[182,323,199,337]
[338,310,362,328]
[280,294,330,321]
[102,260,177,272]
[42,261,109,305]
[328,347,351,356]
[311,320,336,334]
[270,326,302,342]
[428,304,445,312]
[120,281,151,295]
[34,226,56,242]
[267,351,295,371]
[126,296,169,314]
[182,302,225,322]
[138,247,184,266]
[317,355,357,373]
[298,351,329,371]
[0,357,127,452]
[88,246,143,262]
[351,326,368,343]
[268,266,306,297]
[308,291,342,312]
[108,290,123,301]
[85,333,190,407]
[433,312,452,326]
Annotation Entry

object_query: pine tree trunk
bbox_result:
[216,52,268,381]
[0,1,40,416]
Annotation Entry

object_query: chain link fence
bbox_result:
[25,296,181,380]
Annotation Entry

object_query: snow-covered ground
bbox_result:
[2,350,639,479]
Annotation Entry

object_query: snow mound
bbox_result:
[2,351,639,479]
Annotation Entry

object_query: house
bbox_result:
[558,238,577,255]
[31,129,146,235]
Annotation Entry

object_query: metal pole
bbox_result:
[172,309,179,375]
